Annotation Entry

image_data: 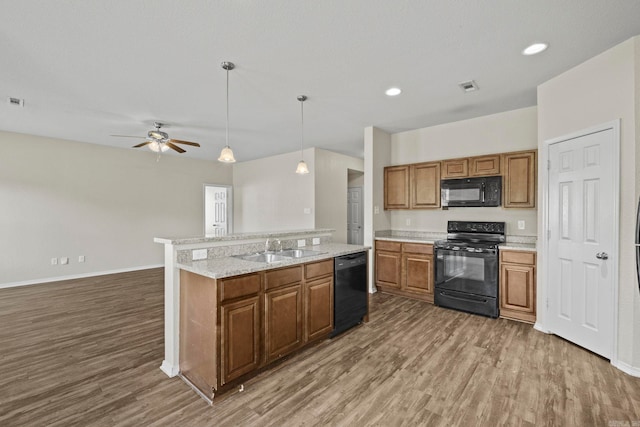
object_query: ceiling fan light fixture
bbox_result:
[219,61,237,164]
[148,141,170,153]
[218,145,236,163]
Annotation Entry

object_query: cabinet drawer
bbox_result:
[305,259,333,280]
[219,273,261,302]
[376,240,401,252]
[265,265,303,291]
[402,243,433,255]
[501,250,536,265]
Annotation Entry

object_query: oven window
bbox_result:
[446,188,481,201]
[442,253,485,282]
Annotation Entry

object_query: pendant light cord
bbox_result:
[300,98,304,160]
[225,66,229,148]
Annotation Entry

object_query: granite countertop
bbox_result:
[374,230,537,252]
[178,243,370,279]
[499,242,537,251]
[155,228,335,246]
[375,235,442,244]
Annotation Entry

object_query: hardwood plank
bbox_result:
[0,270,639,426]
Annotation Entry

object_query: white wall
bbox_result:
[537,36,639,370]
[0,131,233,286]
[232,148,315,233]
[389,107,538,236]
[314,149,364,243]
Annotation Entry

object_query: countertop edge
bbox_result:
[375,236,537,252]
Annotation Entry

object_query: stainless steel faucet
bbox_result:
[265,238,270,253]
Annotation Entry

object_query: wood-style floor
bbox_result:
[1,269,639,426]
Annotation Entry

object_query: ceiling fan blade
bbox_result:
[169,138,200,147]
[111,134,146,138]
[166,142,186,153]
[133,141,152,148]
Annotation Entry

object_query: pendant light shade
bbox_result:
[296,95,309,175]
[218,61,236,163]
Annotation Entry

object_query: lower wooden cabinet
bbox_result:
[375,240,434,303]
[179,257,338,399]
[221,296,261,385]
[499,250,537,323]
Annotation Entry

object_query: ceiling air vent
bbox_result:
[7,97,24,107]
[458,80,479,92]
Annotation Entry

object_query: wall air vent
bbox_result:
[458,80,479,92]
[8,97,24,107]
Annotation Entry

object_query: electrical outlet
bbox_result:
[303,207,311,214]
[51,257,58,265]
[312,238,320,245]
[192,249,208,260]
[78,255,85,263]
[405,218,411,226]
[297,239,306,247]
[60,257,69,265]
[374,206,379,214]
[518,220,525,230]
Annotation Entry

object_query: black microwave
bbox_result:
[441,176,502,207]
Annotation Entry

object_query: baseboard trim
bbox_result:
[160,360,180,378]
[0,264,164,289]
[611,359,640,378]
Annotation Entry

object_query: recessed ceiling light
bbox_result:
[522,42,548,56]
[385,87,402,96]
[458,80,478,92]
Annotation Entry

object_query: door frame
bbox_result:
[538,119,620,364]
[203,183,233,235]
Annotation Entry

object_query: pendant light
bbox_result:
[295,95,310,174]
[218,61,236,163]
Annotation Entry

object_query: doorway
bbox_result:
[204,184,233,236]
[347,187,364,245]
[543,121,619,360]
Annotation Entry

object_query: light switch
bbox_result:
[405,218,411,226]
[60,257,69,265]
[518,220,525,230]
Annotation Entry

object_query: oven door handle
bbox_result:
[439,290,488,304]
[481,182,486,203]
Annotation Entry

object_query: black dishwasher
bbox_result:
[332,252,368,337]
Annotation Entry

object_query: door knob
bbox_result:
[596,252,609,260]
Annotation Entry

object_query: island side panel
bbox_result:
[180,270,218,398]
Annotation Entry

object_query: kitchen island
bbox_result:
[155,230,368,402]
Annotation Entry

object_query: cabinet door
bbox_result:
[375,250,401,288]
[220,296,261,385]
[441,158,469,178]
[384,165,410,209]
[402,253,433,296]
[503,150,536,208]
[500,263,536,323]
[469,154,501,176]
[410,162,441,209]
[305,277,334,342]
[264,285,303,362]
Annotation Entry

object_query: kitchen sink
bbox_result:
[234,252,289,263]
[233,249,325,263]
[278,249,325,258]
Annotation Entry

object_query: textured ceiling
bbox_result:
[2,0,640,162]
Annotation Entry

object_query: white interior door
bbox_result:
[347,187,363,245]
[205,185,231,236]
[547,127,617,359]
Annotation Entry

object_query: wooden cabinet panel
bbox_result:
[376,240,401,252]
[219,273,261,302]
[305,259,333,280]
[503,150,536,208]
[441,158,469,178]
[375,250,401,288]
[305,277,334,342]
[403,253,433,295]
[402,243,433,255]
[410,162,441,209]
[265,265,302,291]
[470,155,501,176]
[264,285,303,362]
[499,250,536,324]
[220,296,261,385]
[384,165,410,209]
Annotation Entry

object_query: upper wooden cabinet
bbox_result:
[441,158,468,178]
[384,165,410,209]
[410,162,440,209]
[470,154,501,176]
[503,150,536,208]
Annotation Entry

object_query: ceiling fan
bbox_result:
[112,122,201,153]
